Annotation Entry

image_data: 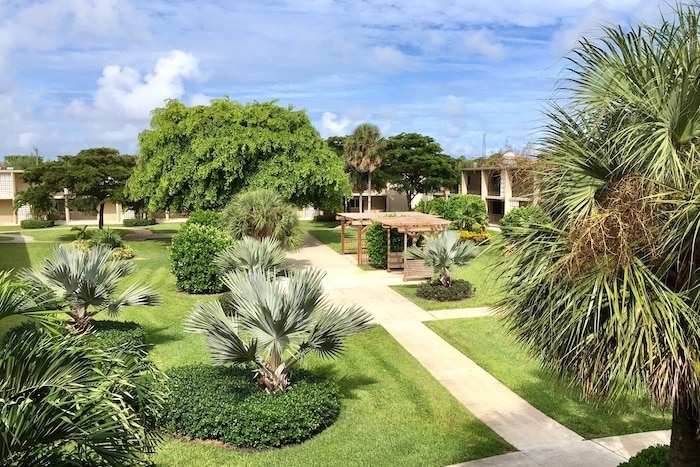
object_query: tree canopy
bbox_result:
[126,99,351,213]
[377,132,459,208]
[344,123,386,212]
[3,154,43,170]
[19,148,136,228]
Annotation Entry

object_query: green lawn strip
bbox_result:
[145,222,185,234]
[0,236,14,242]
[300,220,357,255]
[153,327,513,467]
[425,317,671,438]
[391,246,507,310]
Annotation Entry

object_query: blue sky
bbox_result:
[0,0,675,159]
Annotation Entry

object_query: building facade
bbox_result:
[460,165,532,224]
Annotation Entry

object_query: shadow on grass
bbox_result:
[312,363,378,400]
[146,326,183,346]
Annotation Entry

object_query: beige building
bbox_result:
[0,168,127,226]
[460,163,533,224]
[346,187,410,213]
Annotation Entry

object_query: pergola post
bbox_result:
[357,224,362,265]
[386,227,393,271]
[340,220,346,254]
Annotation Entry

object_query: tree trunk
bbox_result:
[367,171,373,212]
[98,203,105,229]
[670,394,700,466]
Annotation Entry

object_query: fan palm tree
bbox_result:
[214,236,288,275]
[408,230,478,287]
[20,244,161,331]
[221,189,305,250]
[344,123,386,212]
[500,6,700,465]
[185,267,372,393]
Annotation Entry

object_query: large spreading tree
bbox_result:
[19,148,136,228]
[377,132,459,209]
[126,98,351,213]
[500,6,700,465]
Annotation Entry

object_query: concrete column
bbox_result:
[479,170,488,201]
[64,188,71,223]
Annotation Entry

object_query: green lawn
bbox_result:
[391,244,507,310]
[0,234,514,466]
[425,317,671,439]
[300,220,356,254]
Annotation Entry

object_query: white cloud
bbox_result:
[462,29,506,60]
[67,50,200,121]
[370,46,408,71]
[320,112,353,136]
[442,95,467,117]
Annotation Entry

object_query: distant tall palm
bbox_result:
[21,244,161,331]
[500,6,700,465]
[344,123,386,212]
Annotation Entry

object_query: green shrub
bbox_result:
[500,205,551,239]
[85,320,148,356]
[416,279,474,301]
[111,244,135,260]
[458,230,491,245]
[123,218,156,227]
[90,228,123,248]
[170,223,234,293]
[447,195,488,231]
[20,219,54,229]
[160,364,341,449]
[365,221,403,269]
[65,239,91,253]
[185,210,222,227]
[618,444,669,467]
[70,225,90,240]
[415,197,450,218]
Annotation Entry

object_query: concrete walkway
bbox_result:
[286,237,671,467]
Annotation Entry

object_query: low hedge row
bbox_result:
[618,444,669,467]
[20,219,54,229]
[159,364,341,448]
[123,218,156,227]
[417,279,474,302]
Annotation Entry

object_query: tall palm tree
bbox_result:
[20,244,161,331]
[500,6,700,465]
[344,123,386,212]
[408,230,478,287]
[185,267,372,393]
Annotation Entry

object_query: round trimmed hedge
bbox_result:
[159,364,341,448]
[417,279,474,302]
[618,444,669,467]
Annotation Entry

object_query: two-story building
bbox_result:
[460,154,535,224]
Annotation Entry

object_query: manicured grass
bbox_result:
[145,222,184,234]
[425,317,671,439]
[300,220,356,255]
[391,244,506,310]
[1,233,514,465]
[0,236,13,241]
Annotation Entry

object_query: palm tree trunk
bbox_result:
[670,394,700,466]
[367,171,373,212]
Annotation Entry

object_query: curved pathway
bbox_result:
[287,237,670,467]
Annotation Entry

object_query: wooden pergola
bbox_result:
[335,212,451,281]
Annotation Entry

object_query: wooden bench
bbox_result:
[403,258,433,282]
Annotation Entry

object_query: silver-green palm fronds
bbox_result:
[20,244,161,331]
[0,271,61,332]
[500,5,700,464]
[185,267,372,393]
[0,327,167,466]
[407,230,478,287]
[214,236,287,275]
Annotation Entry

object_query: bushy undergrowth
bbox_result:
[160,364,341,449]
[90,227,123,248]
[170,223,234,293]
[499,205,550,239]
[20,219,54,229]
[459,230,491,245]
[86,320,148,356]
[416,279,474,302]
[618,444,669,467]
[366,221,403,269]
[123,218,156,227]
[185,210,222,227]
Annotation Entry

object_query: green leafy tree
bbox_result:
[378,133,459,209]
[20,148,136,229]
[185,267,372,393]
[21,245,161,331]
[500,6,700,465]
[344,123,386,212]
[127,98,351,213]
[408,230,478,287]
[221,189,305,250]
[447,195,488,231]
[3,154,43,170]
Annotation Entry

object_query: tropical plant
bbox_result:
[71,224,90,240]
[344,123,386,212]
[0,271,57,331]
[221,188,305,250]
[447,195,488,231]
[499,6,700,465]
[408,230,478,287]
[90,227,124,248]
[0,326,166,466]
[365,221,403,269]
[20,244,161,331]
[214,236,287,275]
[185,267,372,393]
[499,205,550,239]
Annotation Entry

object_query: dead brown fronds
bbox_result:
[565,174,664,278]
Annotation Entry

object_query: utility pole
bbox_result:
[32,146,39,165]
